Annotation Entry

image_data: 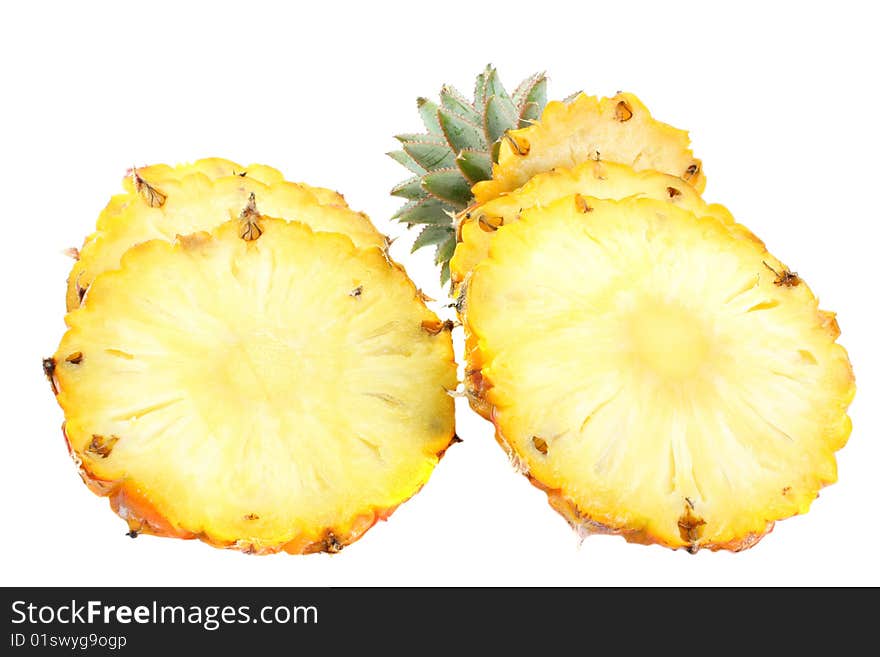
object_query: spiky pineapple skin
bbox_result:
[66,159,380,310]
[52,218,457,554]
[462,195,854,551]
[472,92,705,204]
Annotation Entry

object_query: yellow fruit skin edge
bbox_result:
[49,221,459,555]
[50,420,457,555]
[461,196,855,552]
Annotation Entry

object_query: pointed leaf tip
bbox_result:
[388,150,426,175]
[391,176,427,200]
[417,98,443,136]
[440,85,481,125]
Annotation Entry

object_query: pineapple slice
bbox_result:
[452,160,734,290]
[472,92,705,204]
[464,195,854,551]
[66,160,378,310]
[48,216,457,554]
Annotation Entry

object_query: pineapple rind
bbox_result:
[452,160,731,290]
[129,158,346,206]
[471,92,705,204]
[464,196,854,551]
[66,160,369,310]
[53,218,457,554]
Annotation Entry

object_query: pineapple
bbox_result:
[471,92,705,204]
[463,195,854,551]
[451,160,735,291]
[66,158,383,310]
[47,213,457,554]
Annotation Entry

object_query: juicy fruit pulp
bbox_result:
[471,92,705,204]
[451,160,732,291]
[66,158,384,310]
[464,196,854,551]
[51,218,457,553]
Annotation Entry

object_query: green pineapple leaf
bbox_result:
[421,168,472,208]
[456,149,493,184]
[387,150,426,175]
[412,225,454,253]
[393,197,451,225]
[438,107,487,153]
[403,141,457,171]
[417,98,443,135]
[391,176,426,200]
[440,85,482,125]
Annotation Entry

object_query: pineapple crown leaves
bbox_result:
[388,65,547,285]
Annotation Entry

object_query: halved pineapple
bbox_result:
[471,92,705,204]
[66,159,380,310]
[464,195,854,551]
[452,160,733,290]
[49,216,457,554]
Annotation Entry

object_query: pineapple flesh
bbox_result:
[49,217,457,554]
[463,195,854,551]
[452,160,734,291]
[66,158,384,310]
[471,92,705,204]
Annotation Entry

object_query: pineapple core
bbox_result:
[628,301,708,380]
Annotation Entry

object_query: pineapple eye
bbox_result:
[574,194,593,213]
[502,133,531,156]
[614,100,634,122]
[684,161,702,181]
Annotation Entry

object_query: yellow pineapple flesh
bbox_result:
[463,195,854,551]
[452,160,733,290]
[66,159,382,310]
[49,217,457,554]
[471,92,705,204]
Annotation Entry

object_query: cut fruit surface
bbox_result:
[464,195,854,551]
[51,218,456,554]
[471,92,705,204]
[66,159,378,310]
[452,160,732,289]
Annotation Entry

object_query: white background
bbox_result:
[1,0,878,586]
